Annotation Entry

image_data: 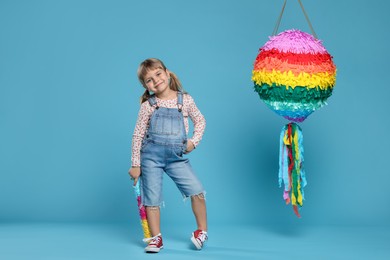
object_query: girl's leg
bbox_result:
[191,194,207,231]
[164,156,207,231]
[146,206,161,236]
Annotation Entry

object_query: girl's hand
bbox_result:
[184,140,195,154]
[129,167,141,186]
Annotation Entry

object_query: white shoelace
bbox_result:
[143,233,162,243]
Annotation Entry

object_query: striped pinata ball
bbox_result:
[252,29,336,122]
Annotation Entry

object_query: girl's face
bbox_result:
[143,68,170,96]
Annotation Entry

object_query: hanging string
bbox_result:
[298,0,317,38]
[272,0,287,36]
[272,0,318,39]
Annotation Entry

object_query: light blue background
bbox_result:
[1,0,389,258]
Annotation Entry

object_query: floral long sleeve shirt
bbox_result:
[131,93,206,167]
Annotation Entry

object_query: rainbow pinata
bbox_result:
[252,29,336,122]
[252,29,337,217]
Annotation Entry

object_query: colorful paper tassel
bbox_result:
[133,181,151,241]
[278,123,307,217]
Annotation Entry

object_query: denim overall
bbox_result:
[140,92,204,207]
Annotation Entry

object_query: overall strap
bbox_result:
[177,91,183,112]
[147,94,159,109]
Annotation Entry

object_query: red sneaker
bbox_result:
[144,233,163,253]
[191,230,208,250]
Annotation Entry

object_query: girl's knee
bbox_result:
[146,206,160,211]
[191,192,206,200]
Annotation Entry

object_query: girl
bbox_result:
[129,58,208,253]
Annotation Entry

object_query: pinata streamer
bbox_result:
[133,181,151,241]
[278,122,307,217]
[252,1,336,217]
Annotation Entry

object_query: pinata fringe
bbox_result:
[278,122,307,217]
[252,70,335,90]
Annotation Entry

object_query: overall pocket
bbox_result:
[140,139,151,153]
[173,143,186,158]
[150,114,180,135]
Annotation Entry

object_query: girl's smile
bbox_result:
[143,68,171,97]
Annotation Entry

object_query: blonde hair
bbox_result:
[137,58,184,103]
